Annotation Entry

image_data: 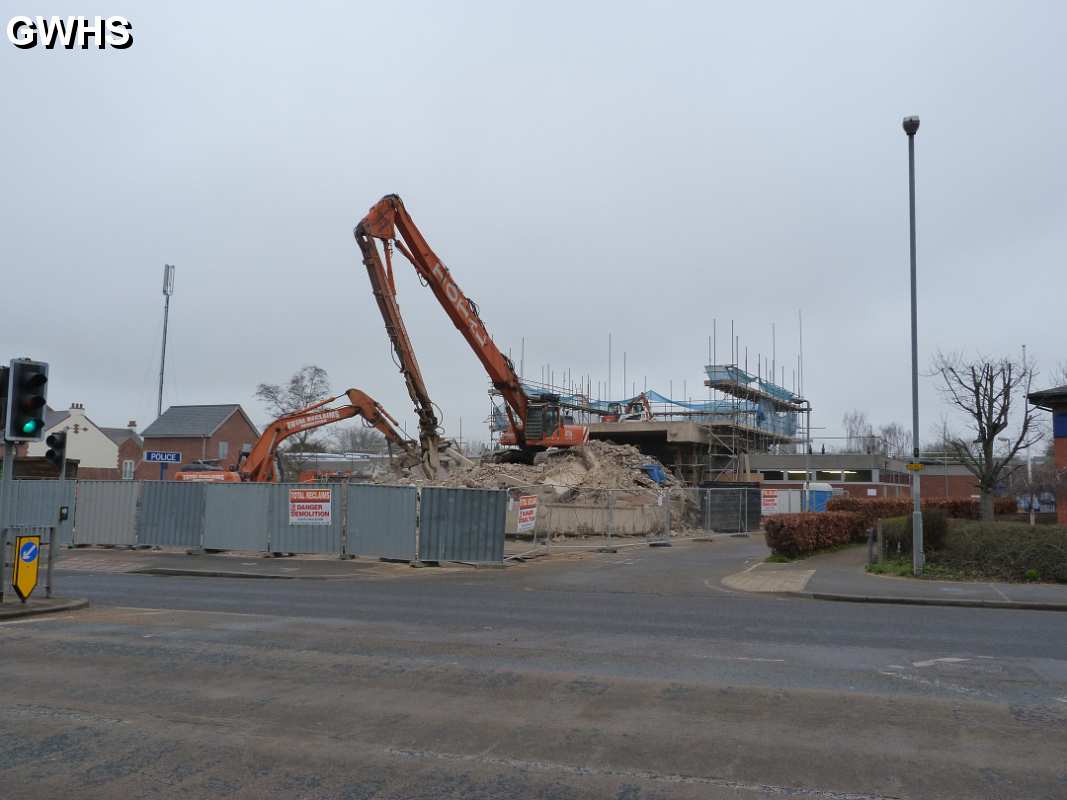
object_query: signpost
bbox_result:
[516,495,538,533]
[12,534,41,602]
[288,488,332,526]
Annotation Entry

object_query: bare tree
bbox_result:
[255,365,332,456]
[932,352,1043,520]
[329,423,388,455]
[841,410,874,453]
[877,422,911,458]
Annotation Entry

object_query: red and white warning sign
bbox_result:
[516,494,538,532]
[288,488,332,526]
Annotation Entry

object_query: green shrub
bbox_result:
[764,512,866,558]
[931,521,1067,583]
[880,510,948,556]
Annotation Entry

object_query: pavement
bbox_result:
[722,544,1067,610]
[0,596,88,620]
[1,536,1065,798]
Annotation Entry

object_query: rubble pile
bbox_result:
[378,440,678,498]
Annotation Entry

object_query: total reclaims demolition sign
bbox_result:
[288,488,332,526]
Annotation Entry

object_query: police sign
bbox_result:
[145,451,181,464]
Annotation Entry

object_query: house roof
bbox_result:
[100,427,143,447]
[1029,384,1067,410]
[43,406,71,429]
[141,404,257,438]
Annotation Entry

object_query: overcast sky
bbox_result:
[3,1,1064,450]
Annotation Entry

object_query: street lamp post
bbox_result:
[903,115,924,575]
[795,398,812,510]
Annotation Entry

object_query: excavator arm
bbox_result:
[239,389,417,483]
[354,194,530,448]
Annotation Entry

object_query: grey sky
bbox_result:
[3,1,1064,448]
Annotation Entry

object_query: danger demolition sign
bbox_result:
[288,488,332,526]
[516,495,538,532]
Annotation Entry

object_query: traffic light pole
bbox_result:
[1,442,13,603]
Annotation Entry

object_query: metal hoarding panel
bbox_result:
[347,484,417,560]
[4,480,76,545]
[268,484,343,554]
[203,484,271,551]
[138,481,206,548]
[418,487,506,564]
[72,481,140,545]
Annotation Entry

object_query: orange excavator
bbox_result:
[174,389,418,483]
[354,194,588,468]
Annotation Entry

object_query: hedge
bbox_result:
[880,510,948,555]
[764,512,866,558]
[826,495,1016,521]
[931,521,1067,583]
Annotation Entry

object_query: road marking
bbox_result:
[0,614,79,626]
[735,656,786,663]
[912,657,970,668]
[988,583,1011,601]
[1056,697,1067,704]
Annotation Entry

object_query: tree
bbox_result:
[841,410,874,453]
[255,365,332,462]
[877,422,911,459]
[329,423,389,455]
[932,352,1043,520]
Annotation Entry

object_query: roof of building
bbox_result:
[43,406,71,429]
[100,427,143,447]
[1029,384,1067,409]
[141,404,257,439]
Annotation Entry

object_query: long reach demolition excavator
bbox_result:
[354,194,588,473]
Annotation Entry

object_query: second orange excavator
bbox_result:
[174,388,419,483]
[354,194,588,468]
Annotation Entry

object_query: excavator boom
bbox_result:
[237,389,417,483]
[355,194,587,453]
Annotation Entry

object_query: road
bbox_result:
[2,538,1065,799]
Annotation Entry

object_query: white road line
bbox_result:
[0,614,78,626]
[735,656,786,663]
[988,583,1011,601]
[1055,697,1067,704]
[912,657,970,668]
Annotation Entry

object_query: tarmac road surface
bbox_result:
[1,538,1065,799]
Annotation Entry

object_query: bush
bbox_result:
[880,510,948,556]
[931,521,1067,582]
[826,495,1017,521]
[764,512,866,558]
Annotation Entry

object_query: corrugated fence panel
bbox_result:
[73,481,140,545]
[347,484,417,560]
[3,480,77,545]
[419,487,506,564]
[138,481,205,548]
[267,483,343,554]
[203,484,271,551]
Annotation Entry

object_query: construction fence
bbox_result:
[0,480,508,564]
[505,485,761,544]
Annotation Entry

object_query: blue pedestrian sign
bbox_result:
[145,451,181,464]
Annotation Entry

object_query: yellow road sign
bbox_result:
[12,535,41,601]
[906,462,925,472]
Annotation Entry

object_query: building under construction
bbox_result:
[490,364,806,486]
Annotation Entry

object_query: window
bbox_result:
[122,459,134,480]
[218,441,229,460]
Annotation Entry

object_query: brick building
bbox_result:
[25,403,141,480]
[137,404,259,480]
[1028,384,1067,524]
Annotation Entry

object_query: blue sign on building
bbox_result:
[144,451,182,464]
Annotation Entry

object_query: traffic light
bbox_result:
[45,431,67,468]
[5,359,49,442]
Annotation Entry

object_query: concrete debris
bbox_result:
[377,440,679,499]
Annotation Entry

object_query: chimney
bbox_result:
[127,420,137,430]
[70,402,84,410]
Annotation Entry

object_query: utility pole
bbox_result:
[158,264,175,481]
[903,115,924,575]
